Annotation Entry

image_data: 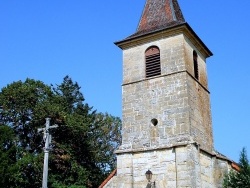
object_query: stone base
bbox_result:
[102,143,233,188]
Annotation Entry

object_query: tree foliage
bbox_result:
[223,148,250,188]
[0,76,121,188]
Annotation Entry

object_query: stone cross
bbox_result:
[38,118,58,188]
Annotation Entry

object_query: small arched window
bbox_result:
[145,46,161,78]
[193,50,199,80]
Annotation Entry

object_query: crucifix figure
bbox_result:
[38,118,58,188]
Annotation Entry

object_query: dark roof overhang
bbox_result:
[115,22,213,59]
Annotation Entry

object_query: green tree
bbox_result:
[223,148,250,188]
[0,79,52,153]
[0,76,121,188]
[0,125,16,187]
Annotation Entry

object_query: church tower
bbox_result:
[116,0,214,153]
[101,0,237,187]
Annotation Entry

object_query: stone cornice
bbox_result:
[115,23,213,59]
[115,142,235,164]
[122,70,186,86]
[115,141,191,154]
[122,70,210,94]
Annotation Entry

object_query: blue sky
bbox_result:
[0,0,249,162]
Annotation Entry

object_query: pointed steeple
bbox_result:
[115,0,212,58]
[136,0,185,36]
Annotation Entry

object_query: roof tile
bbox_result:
[132,0,185,38]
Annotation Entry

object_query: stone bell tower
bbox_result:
[116,0,214,153]
[101,0,236,187]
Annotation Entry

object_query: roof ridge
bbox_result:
[98,169,117,188]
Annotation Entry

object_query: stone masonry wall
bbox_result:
[120,33,213,151]
[122,73,190,150]
[175,144,202,187]
[122,34,186,84]
[115,148,177,187]
[184,35,208,87]
[105,144,231,188]
[187,76,213,151]
[184,36,214,151]
[121,34,192,150]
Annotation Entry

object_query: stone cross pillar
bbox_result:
[38,118,58,188]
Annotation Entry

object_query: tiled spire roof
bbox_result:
[115,0,212,58]
[132,0,185,38]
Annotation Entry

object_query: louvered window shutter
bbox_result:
[145,46,161,78]
[193,50,199,80]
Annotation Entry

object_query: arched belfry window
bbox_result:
[145,46,161,78]
[193,50,199,80]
